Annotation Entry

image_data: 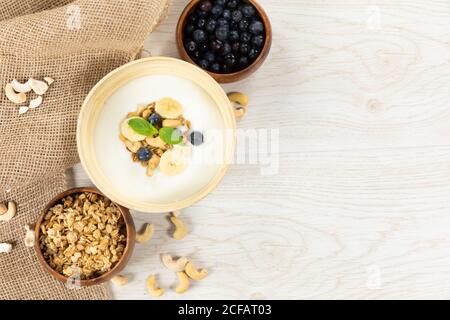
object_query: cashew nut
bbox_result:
[171,210,181,217]
[0,203,6,215]
[228,92,249,107]
[19,107,29,115]
[136,223,154,244]
[5,83,26,104]
[0,243,12,253]
[161,254,188,272]
[24,225,35,248]
[146,275,164,297]
[169,215,188,240]
[0,202,16,222]
[44,77,55,85]
[185,261,208,281]
[11,79,31,93]
[29,79,49,95]
[111,275,129,287]
[175,271,190,294]
[228,92,249,119]
[29,96,43,109]
[234,107,247,119]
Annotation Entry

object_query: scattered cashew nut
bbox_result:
[5,83,26,104]
[11,79,31,93]
[0,201,16,222]
[0,243,12,253]
[171,210,181,217]
[111,275,129,287]
[29,79,49,95]
[136,223,154,244]
[44,77,55,85]
[29,96,43,109]
[0,203,6,215]
[228,92,249,119]
[175,271,190,294]
[146,275,164,297]
[19,107,29,115]
[161,254,189,272]
[24,225,35,248]
[169,214,188,240]
[185,261,208,281]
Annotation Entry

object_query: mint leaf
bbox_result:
[159,127,183,145]
[128,118,157,136]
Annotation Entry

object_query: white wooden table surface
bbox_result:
[69,0,450,299]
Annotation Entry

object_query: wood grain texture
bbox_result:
[69,0,450,299]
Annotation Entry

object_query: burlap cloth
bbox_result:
[0,0,170,300]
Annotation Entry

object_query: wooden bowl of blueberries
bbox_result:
[176,0,272,83]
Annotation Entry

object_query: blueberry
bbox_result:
[215,25,229,41]
[249,20,264,35]
[209,39,223,52]
[192,50,200,60]
[239,19,249,31]
[199,0,213,12]
[198,11,209,18]
[137,147,152,162]
[215,0,226,6]
[185,23,195,35]
[210,63,221,73]
[238,56,249,68]
[148,113,162,126]
[204,51,216,63]
[189,131,204,146]
[184,40,197,53]
[240,42,249,55]
[198,59,209,69]
[211,5,224,17]
[231,42,240,53]
[200,43,209,53]
[193,29,207,43]
[227,0,238,9]
[241,4,256,18]
[240,32,251,43]
[221,64,230,73]
[224,53,236,68]
[197,18,207,29]
[223,9,232,20]
[220,42,232,56]
[210,39,223,52]
[229,30,239,42]
[231,9,243,22]
[205,19,217,33]
[187,13,198,24]
[217,17,229,27]
[252,35,264,48]
[229,20,239,30]
[248,47,260,60]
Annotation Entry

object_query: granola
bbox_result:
[39,192,127,280]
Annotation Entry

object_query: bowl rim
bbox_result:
[34,187,136,286]
[176,0,272,83]
[77,57,236,213]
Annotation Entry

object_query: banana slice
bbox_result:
[120,117,146,142]
[159,147,190,176]
[155,97,183,119]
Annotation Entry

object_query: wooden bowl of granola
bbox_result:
[34,187,136,286]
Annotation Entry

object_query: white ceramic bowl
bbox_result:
[77,57,236,213]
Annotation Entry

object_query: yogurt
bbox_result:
[94,74,226,205]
